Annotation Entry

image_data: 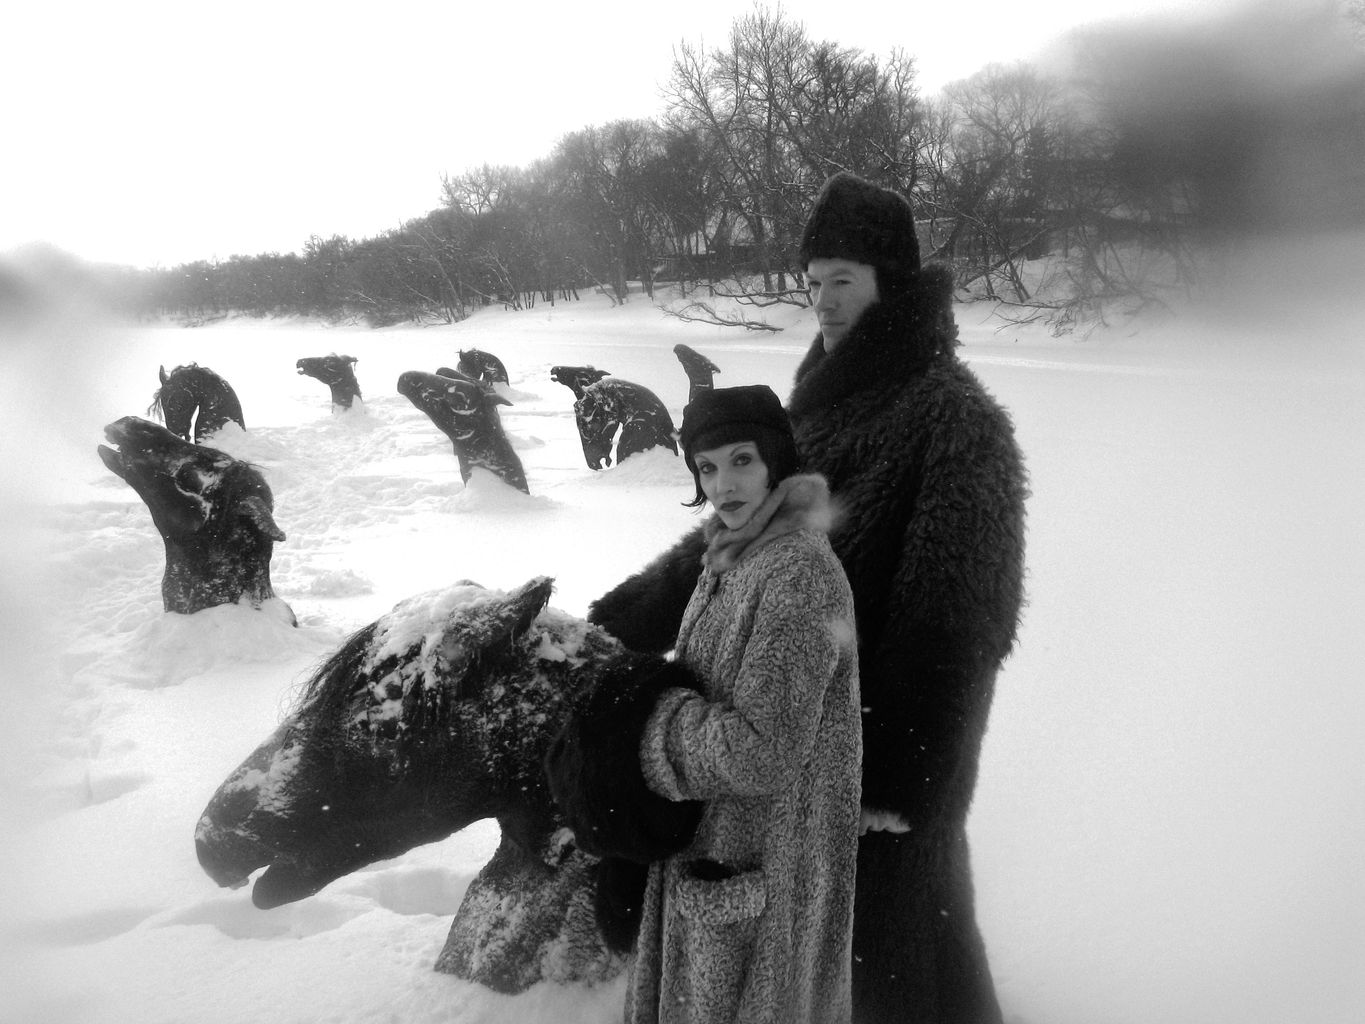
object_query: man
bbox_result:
[590,172,1027,1023]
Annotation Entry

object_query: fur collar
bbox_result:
[702,474,835,574]
[788,263,958,420]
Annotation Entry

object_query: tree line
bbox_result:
[126,2,1364,332]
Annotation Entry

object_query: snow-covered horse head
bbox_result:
[296,353,362,410]
[673,344,721,404]
[456,347,510,386]
[148,362,245,442]
[574,378,678,470]
[549,364,610,401]
[194,577,699,992]
[98,416,292,620]
[397,369,529,493]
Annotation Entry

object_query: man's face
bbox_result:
[806,257,879,352]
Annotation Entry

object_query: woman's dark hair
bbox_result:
[681,422,801,509]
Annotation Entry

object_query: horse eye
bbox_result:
[174,463,204,492]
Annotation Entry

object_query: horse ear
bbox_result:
[425,577,553,703]
[498,576,554,641]
[237,496,286,541]
[159,365,169,384]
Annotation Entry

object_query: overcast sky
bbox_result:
[2,0,1237,269]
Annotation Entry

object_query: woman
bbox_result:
[625,384,861,1024]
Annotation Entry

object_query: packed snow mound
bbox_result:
[580,445,691,487]
[82,597,327,690]
[441,468,552,514]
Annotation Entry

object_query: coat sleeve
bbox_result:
[858,387,1027,827]
[587,525,708,653]
[640,550,852,802]
[544,656,704,864]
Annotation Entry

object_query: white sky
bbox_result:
[2,0,1231,269]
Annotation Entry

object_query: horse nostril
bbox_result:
[194,830,255,890]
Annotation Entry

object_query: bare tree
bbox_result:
[553,121,666,302]
[931,64,1065,300]
[663,3,924,329]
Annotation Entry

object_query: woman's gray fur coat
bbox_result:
[625,475,861,1024]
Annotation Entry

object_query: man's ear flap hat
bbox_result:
[799,171,921,286]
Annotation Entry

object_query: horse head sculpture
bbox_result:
[549,365,610,402]
[456,348,510,386]
[673,344,721,404]
[574,378,678,470]
[97,416,291,620]
[149,363,245,442]
[195,577,700,992]
[296,354,362,410]
[397,370,528,494]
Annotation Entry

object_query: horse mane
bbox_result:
[147,362,204,419]
[219,458,273,502]
[297,621,381,723]
[175,454,273,538]
[295,586,548,758]
[293,617,474,764]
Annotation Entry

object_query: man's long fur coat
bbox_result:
[626,476,861,1024]
[590,265,1028,1024]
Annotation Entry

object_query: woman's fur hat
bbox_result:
[678,385,800,500]
[799,172,921,286]
[679,384,790,456]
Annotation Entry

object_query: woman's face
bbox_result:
[806,257,879,352]
[694,440,771,530]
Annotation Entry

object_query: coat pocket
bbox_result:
[666,865,767,1020]
[674,863,766,925]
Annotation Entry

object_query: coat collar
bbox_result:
[788,264,958,420]
[702,474,835,575]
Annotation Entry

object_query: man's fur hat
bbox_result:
[798,172,921,286]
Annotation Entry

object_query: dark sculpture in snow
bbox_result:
[549,364,610,401]
[550,366,612,470]
[573,377,678,470]
[195,577,700,993]
[456,348,510,386]
[673,343,721,404]
[397,370,529,494]
[97,416,292,620]
[296,353,362,410]
[434,366,483,385]
[148,363,246,443]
